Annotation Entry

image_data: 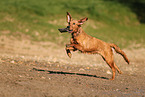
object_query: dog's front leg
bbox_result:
[65,44,76,58]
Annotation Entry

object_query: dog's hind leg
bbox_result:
[106,60,116,80]
[100,51,116,80]
[114,63,122,74]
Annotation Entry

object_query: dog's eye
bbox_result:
[68,22,70,25]
[73,23,75,25]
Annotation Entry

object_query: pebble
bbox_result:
[0,59,2,63]
[18,75,23,77]
[21,56,25,59]
[79,68,85,71]
[41,76,45,79]
[86,67,90,69]
[116,89,119,91]
[10,60,15,64]
[106,70,112,74]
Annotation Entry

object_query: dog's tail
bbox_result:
[110,43,130,64]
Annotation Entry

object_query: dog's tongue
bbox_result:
[68,30,73,33]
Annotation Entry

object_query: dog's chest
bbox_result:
[72,34,87,45]
[71,33,79,42]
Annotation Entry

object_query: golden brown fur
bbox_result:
[63,12,129,80]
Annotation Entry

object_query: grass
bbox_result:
[0,0,145,48]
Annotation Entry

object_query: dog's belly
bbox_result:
[81,50,99,54]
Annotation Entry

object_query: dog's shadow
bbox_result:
[33,68,109,80]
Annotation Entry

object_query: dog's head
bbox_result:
[58,12,88,33]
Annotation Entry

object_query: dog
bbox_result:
[58,12,129,80]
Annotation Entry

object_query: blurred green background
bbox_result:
[0,0,145,48]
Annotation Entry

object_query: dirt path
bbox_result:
[0,36,145,97]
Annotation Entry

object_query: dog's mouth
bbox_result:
[58,28,73,33]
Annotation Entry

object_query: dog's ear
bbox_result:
[66,12,72,23]
[78,17,88,25]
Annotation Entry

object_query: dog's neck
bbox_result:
[77,27,82,34]
[71,27,87,41]
[72,27,84,36]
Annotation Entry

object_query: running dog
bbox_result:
[58,12,129,80]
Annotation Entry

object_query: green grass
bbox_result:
[0,0,145,48]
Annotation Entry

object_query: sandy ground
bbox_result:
[0,35,145,97]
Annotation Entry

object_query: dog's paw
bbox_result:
[119,71,123,74]
[66,49,72,58]
[67,53,72,58]
[109,78,114,80]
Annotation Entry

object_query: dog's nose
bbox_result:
[67,26,70,29]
